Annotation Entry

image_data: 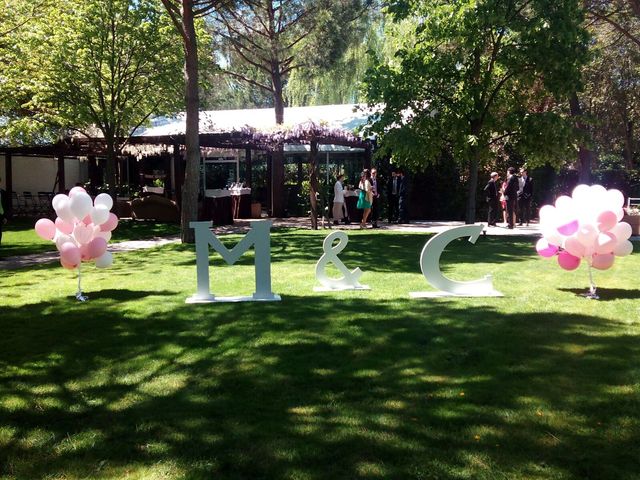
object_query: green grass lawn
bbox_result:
[1,229,639,479]
[0,219,180,258]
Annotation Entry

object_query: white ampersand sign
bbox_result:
[314,231,370,291]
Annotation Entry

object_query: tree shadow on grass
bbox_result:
[0,293,638,479]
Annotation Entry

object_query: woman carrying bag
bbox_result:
[357,169,373,229]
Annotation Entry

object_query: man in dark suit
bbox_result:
[483,172,500,226]
[370,168,380,228]
[517,167,533,226]
[397,169,409,223]
[504,167,519,229]
[387,170,399,222]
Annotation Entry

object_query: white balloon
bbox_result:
[51,194,69,211]
[95,251,113,268]
[610,222,632,241]
[576,224,598,247]
[606,189,625,209]
[55,232,76,250]
[613,240,634,257]
[69,192,93,221]
[572,184,591,203]
[538,205,558,230]
[94,193,114,211]
[56,204,76,225]
[543,228,563,246]
[589,184,607,196]
[555,195,574,212]
[615,207,624,221]
[595,232,617,254]
[90,205,110,226]
[55,202,76,224]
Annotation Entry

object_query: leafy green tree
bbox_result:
[364,1,589,223]
[285,8,383,106]
[213,0,372,124]
[584,21,640,169]
[1,0,184,197]
[569,0,640,180]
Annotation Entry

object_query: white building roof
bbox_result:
[135,103,370,137]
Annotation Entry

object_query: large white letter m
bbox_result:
[186,220,281,303]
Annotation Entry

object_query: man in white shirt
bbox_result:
[333,174,346,225]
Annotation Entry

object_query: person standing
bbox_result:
[387,170,399,222]
[483,172,500,226]
[504,167,519,229]
[332,174,346,225]
[0,177,7,255]
[518,167,533,226]
[357,169,373,228]
[370,168,380,228]
[397,169,409,223]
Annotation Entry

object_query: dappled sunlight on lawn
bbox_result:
[0,233,639,479]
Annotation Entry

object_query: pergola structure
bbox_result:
[0,114,373,217]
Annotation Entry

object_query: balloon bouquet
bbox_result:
[536,184,634,299]
[35,187,118,301]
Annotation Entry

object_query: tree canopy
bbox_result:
[212,0,373,123]
[0,0,185,193]
[364,0,589,222]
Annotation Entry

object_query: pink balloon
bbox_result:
[73,222,94,245]
[94,230,112,242]
[557,219,579,237]
[82,214,92,225]
[79,243,92,261]
[557,251,581,271]
[60,257,77,270]
[35,219,56,240]
[59,242,81,266]
[576,224,598,247]
[592,253,615,270]
[69,186,87,197]
[596,210,617,232]
[564,236,586,258]
[595,232,617,254]
[536,238,558,258]
[87,237,108,259]
[55,217,74,235]
[100,213,119,232]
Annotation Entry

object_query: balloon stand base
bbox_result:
[580,288,599,300]
[75,291,88,302]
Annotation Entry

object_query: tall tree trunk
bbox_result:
[272,65,284,125]
[465,147,479,224]
[308,140,319,230]
[180,0,200,244]
[569,92,595,184]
